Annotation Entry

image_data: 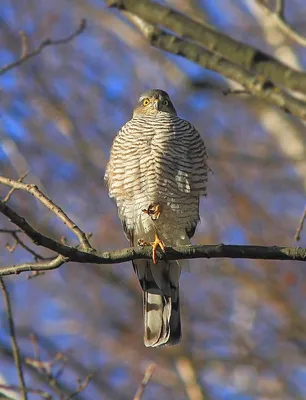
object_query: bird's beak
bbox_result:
[153,98,159,110]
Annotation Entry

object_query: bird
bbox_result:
[105,89,209,347]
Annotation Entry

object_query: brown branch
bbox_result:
[2,172,29,203]
[133,363,156,400]
[1,199,306,277]
[122,12,306,121]
[0,19,86,76]
[294,205,306,241]
[0,278,28,400]
[107,0,306,94]
[1,228,49,260]
[256,0,306,46]
[176,357,205,400]
[1,181,306,277]
[0,176,93,251]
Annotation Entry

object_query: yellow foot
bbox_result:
[137,233,165,264]
[142,204,162,221]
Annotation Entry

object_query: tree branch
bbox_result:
[0,277,28,400]
[122,13,306,120]
[0,176,93,251]
[256,0,306,47]
[1,178,306,277]
[107,0,306,94]
[133,364,155,400]
[0,19,86,76]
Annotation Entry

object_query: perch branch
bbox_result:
[1,179,306,277]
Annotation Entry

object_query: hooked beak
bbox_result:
[152,98,159,110]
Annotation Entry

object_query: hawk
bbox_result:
[105,89,208,347]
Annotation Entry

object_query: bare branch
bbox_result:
[123,12,306,121]
[0,19,86,76]
[176,357,204,400]
[0,176,93,251]
[1,198,306,277]
[0,277,28,400]
[2,172,29,203]
[133,363,156,400]
[1,228,50,260]
[107,0,306,94]
[294,205,306,241]
[256,0,306,46]
[64,374,92,400]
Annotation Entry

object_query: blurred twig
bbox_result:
[0,19,86,76]
[0,384,52,399]
[176,357,205,400]
[64,374,92,400]
[0,277,28,400]
[133,363,156,400]
[294,206,306,241]
[256,0,306,46]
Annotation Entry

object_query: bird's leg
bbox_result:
[137,233,165,264]
[142,203,162,221]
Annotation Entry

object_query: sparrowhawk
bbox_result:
[105,89,209,347]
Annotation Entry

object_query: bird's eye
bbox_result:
[143,98,150,106]
[163,100,169,106]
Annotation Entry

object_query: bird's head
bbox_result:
[133,89,177,117]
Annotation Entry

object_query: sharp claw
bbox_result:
[152,233,165,264]
[137,234,165,264]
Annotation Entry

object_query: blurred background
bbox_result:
[1,0,306,399]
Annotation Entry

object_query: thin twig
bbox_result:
[64,374,92,400]
[133,363,156,400]
[0,277,28,400]
[0,19,86,76]
[294,206,306,241]
[2,229,47,260]
[2,172,29,203]
[19,30,28,58]
[0,176,93,251]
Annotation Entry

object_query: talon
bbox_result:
[142,204,162,221]
[152,233,165,264]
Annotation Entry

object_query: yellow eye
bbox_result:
[143,98,150,106]
[163,100,169,106]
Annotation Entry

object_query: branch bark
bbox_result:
[1,177,306,277]
[123,13,306,121]
[107,0,306,94]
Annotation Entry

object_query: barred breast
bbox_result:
[105,112,208,244]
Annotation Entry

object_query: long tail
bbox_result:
[133,259,181,347]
